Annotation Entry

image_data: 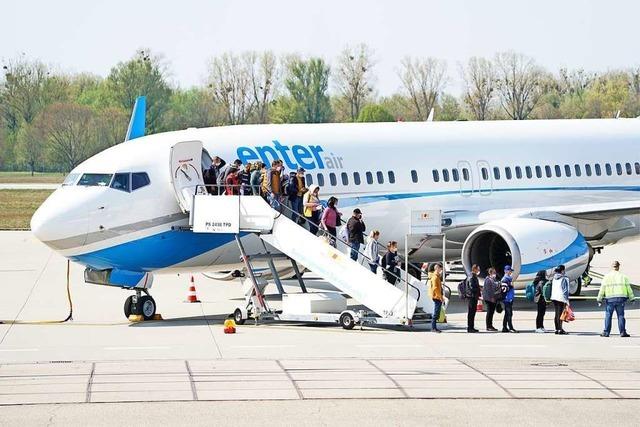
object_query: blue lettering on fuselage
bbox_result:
[237,140,329,170]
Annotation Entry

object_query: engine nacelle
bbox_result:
[462,218,589,286]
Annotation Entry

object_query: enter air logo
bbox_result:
[236,140,344,171]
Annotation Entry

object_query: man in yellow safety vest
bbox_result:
[597,261,635,337]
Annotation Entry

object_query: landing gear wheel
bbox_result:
[234,308,246,325]
[340,313,355,330]
[124,296,134,318]
[569,278,582,297]
[138,295,157,320]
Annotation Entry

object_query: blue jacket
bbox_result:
[501,275,515,303]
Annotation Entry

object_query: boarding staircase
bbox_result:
[191,195,424,326]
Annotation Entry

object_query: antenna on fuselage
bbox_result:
[124,96,146,141]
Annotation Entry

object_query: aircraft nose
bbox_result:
[30,189,89,249]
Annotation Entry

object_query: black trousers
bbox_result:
[467,298,477,331]
[536,300,546,329]
[553,300,566,331]
[502,301,514,330]
[485,301,496,329]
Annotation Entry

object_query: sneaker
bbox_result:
[502,328,510,333]
[487,327,498,332]
[432,329,442,333]
[535,328,545,333]
[467,329,479,333]
[621,332,630,338]
[509,329,519,333]
[557,330,569,335]
[600,332,610,337]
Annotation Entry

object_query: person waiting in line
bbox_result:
[466,264,481,333]
[238,162,252,195]
[303,185,322,235]
[346,208,366,261]
[208,156,226,195]
[250,162,263,196]
[382,241,401,285]
[429,263,444,333]
[219,159,242,194]
[482,267,500,332]
[597,261,634,337]
[224,166,240,195]
[501,265,517,333]
[363,230,381,273]
[259,162,269,199]
[286,167,307,223]
[551,264,570,335]
[320,196,342,247]
[533,270,548,333]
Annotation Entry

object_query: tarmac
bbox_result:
[1,230,640,423]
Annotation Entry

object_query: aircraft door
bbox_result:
[170,140,206,213]
[477,160,492,196]
[457,161,473,197]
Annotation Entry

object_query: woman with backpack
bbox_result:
[320,196,342,247]
[382,241,401,285]
[303,185,322,235]
[533,270,548,333]
[482,268,500,332]
[363,230,381,273]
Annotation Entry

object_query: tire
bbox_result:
[138,295,157,320]
[123,295,134,318]
[340,312,355,330]
[233,308,246,325]
[569,278,582,297]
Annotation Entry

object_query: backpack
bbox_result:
[458,279,473,300]
[543,280,553,300]
[525,282,536,302]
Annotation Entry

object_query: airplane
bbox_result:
[30,96,640,319]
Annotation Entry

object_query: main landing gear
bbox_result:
[124,289,157,320]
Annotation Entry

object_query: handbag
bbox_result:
[495,302,503,314]
[560,305,575,322]
[437,306,446,323]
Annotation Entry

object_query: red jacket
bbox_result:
[225,173,239,195]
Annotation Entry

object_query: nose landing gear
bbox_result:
[124,289,157,320]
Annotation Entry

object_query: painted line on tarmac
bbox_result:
[103,346,171,351]
[357,344,425,348]
[480,345,547,348]
[230,344,296,349]
[0,348,39,352]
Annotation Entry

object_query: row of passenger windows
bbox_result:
[432,162,640,183]
[306,171,396,187]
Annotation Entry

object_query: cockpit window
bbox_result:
[132,172,150,190]
[110,173,130,192]
[78,173,112,186]
[62,173,80,186]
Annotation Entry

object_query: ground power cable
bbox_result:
[0,259,73,328]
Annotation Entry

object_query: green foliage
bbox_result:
[164,89,220,129]
[280,57,332,123]
[436,94,465,121]
[356,104,394,122]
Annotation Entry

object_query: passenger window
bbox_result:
[635,162,640,175]
[306,174,313,185]
[505,167,512,180]
[341,172,349,185]
[574,164,581,177]
[554,165,561,177]
[462,168,470,181]
[442,169,450,182]
[585,164,592,176]
[452,169,460,182]
[595,164,602,176]
[329,173,337,186]
[481,168,489,180]
[111,173,130,192]
[411,170,418,183]
[353,172,361,185]
[432,169,440,182]
[525,166,532,179]
[605,163,612,176]
[493,167,500,180]
[564,165,571,177]
[388,171,395,184]
[545,165,552,178]
[317,173,325,186]
[366,172,373,184]
[616,163,622,175]
[535,166,542,178]
[625,163,632,175]
[515,166,522,179]
[131,172,150,190]
[376,171,384,184]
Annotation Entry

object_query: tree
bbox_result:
[398,57,447,121]
[335,44,375,121]
[247,51,279,124]
[95,107,129,147]
[275,57,332,123]
[461,57,496,120]
[207,52,255,125]
[583,72,631,118]
[356,104,394,122]
[494,52,545,120]
[437,94,464,121]
[16,123,44,175]
[33,103,97,172]
[163,88,221,130]
[107,49,172,134]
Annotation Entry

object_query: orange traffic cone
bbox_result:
[185,276,201,303]
[476,298,484,312]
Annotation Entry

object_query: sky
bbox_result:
[2,0,639,95]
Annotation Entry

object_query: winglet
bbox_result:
[125,96,146,141]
